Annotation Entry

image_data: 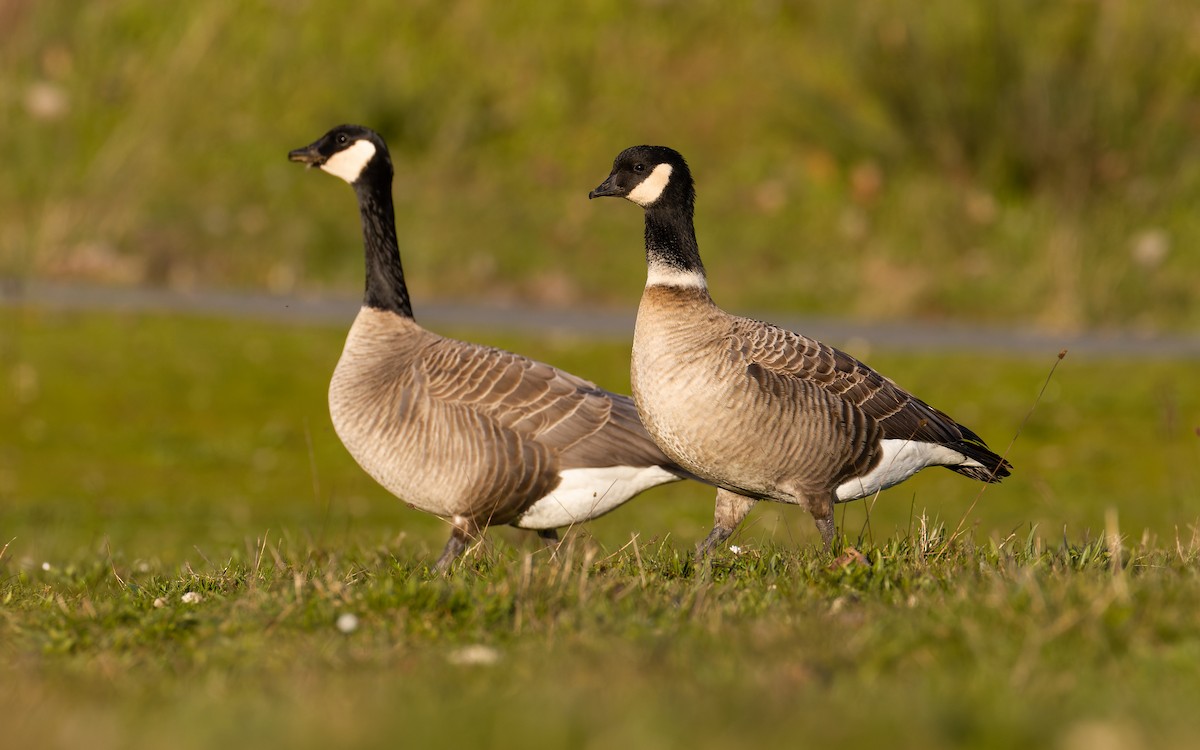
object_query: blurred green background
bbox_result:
[4,306,1197,568]
[4,0,1200,329]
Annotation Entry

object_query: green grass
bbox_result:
[5,537,1200,749]
[2,308,1199,748]
[5,0,1200,329]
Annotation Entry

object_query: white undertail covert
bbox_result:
[516,465,680,529]
[835,438,982,501]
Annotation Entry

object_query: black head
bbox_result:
[287,124,392,185]
[588,145,693,211]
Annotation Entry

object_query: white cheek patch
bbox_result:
[320,139,377,184]
[626,163,673,206]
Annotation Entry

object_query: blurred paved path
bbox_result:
[3,279,1197,359]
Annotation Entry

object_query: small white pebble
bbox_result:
[180,591,202,604]
[153,597,166,609]
[41,562,51,571]
[336,613,359,634]
[447,644,500,666]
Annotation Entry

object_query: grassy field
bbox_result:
[5,0,1200,330]
[3,308,1199,748]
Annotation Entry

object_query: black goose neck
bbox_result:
[644,200,705,277]
[352,161,413,318]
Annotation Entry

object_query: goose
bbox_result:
[589,145,1012,555]
[288,125,693,571]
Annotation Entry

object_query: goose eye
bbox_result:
[336,133,349,145]
[634,163,645,173]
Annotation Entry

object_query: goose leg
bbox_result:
[433,533,466,573]
[536,528,560,548]
[814,515,836,552]
[808,494,837,552]
[695,488,757,560]
[434,516,480,574]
